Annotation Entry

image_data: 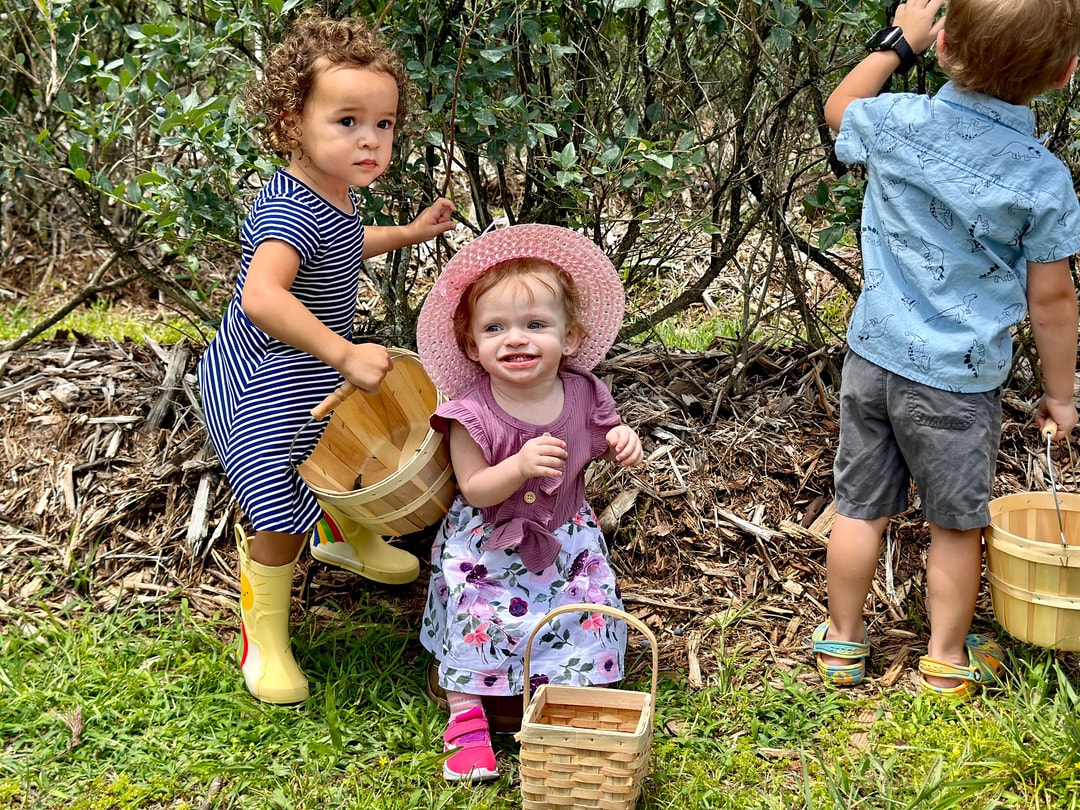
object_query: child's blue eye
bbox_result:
[528,321,544,329]
[483,324,502,333]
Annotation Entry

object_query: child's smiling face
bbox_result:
[465,271,582,392]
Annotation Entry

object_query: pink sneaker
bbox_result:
[443,705,498,782]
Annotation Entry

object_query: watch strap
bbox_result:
[891,36,916,73]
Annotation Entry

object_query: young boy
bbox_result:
[815,0,1080,698]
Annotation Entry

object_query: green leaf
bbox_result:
[479,47,512,63]
[767,26,792,50]
[600,145,622,166]
[471,107,497,127]
[818,224,847,251]
[644,152,674,170]
[67,143,86,172]
[325,687,343,753]
[553,142,577,169]
[556,169,581,187]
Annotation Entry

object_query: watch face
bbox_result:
[867,26,903,51]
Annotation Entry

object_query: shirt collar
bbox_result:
[934,81,1036,139]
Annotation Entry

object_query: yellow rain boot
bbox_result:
[236,526,310,704]
[309,508,420,584]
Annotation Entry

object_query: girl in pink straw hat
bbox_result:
[416,223,643,782]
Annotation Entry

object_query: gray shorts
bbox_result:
[834,351,1001,531]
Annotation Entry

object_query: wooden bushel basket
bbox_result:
[297,350,456,538]
[517,604,657,810]
[985,491,1080,651]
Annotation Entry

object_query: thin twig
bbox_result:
[440,1,487,198]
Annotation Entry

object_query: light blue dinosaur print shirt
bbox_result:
[836,81,1080,393]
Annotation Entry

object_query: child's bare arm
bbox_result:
[362,198,457,259]
[449,423,567,508]
[825,0,946,132]
[1028,258,1079,438]
[241,239,392,392]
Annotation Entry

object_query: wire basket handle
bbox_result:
[522,602,658,712]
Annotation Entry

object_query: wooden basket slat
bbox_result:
[300,418,367,490]
[297,352,455,538]
[383,355,438,414]
[986,491,1080,651]
[318,462,455,537]
[333,395,406,470]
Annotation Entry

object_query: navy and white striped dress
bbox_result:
[198,170,363,534]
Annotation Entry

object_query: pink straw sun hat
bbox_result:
[417,223,625,400]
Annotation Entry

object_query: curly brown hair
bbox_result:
[246,9,412,159]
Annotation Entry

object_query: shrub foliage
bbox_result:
[2,0,1078,357]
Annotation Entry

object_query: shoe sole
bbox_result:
[309,541,419,584]
[443,763,499,782]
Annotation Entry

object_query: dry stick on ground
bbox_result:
[141,340,191,433]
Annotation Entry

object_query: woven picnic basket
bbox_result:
[517,603,657,810]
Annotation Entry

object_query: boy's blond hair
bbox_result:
[943,0,1080,104]
[247,10,411,159]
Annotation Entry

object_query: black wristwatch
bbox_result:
[866,26,917,73]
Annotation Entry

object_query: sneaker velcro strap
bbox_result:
[444,710,490,745]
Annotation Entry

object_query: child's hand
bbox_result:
[1037,395,1078,441]
[411,197,457,241]
[340,343,394,393]
[893,0,946,53]
[515,434,567,479]
[605,425,642,467]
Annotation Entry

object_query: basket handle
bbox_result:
[521,602,658,713]
[309,347,415,420]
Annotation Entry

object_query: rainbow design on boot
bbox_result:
[311,514,345,550]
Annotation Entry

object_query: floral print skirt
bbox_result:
[420,496,626,697]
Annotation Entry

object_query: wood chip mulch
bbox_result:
[3,337,1079,692]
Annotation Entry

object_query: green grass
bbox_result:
[0,298,190,344]
[630,289,853,353]
[3,596,1080,809]
[642,313,761,352]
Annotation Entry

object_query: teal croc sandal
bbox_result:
[812,621,869,686]
[918,633,1005,701]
